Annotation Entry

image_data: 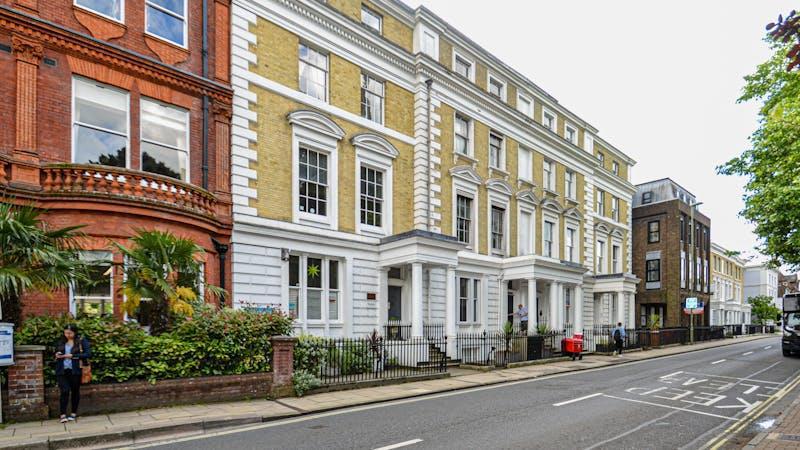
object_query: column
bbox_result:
[616,293,625,326]
[10,35,43,187]
[411,262,424,337]
[627,292,635,329]
[498,277,506,329]
[527,279,538,330]
[445,266,456,353]
[549,281,559,330]
[574,285,584,332]
[379,268,389,328]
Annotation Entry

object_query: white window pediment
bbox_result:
[611,227,625,239]
[288,110,345,141]
[485,178,512,196]
[351,133,399,160]
[564,207,583,222]
[450,165,482,185]
[541,198,563,214]
[595,222,612,235]
[515,189,540,206]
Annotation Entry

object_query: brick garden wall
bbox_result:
[42,373,272,417]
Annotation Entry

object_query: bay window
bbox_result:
[288,255,340,322]
[145,0,187,47]
[141,98,189,181]
[458,277,480,323]
[73,77,129,168]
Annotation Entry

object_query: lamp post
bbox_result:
[689,201,703,344]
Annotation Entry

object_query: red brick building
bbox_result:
[0,0,233,320]
[632,179,712,328]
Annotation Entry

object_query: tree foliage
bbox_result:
[0,202,91,326]
[748,295,781,325]
[114,229,225,334]
[718,34,800,269]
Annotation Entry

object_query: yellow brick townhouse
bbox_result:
[229,0,639,344]
[710,243,751,326]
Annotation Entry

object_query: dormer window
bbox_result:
[642,191,653,204]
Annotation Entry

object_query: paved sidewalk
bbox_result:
[0,335,773,450]
[747,387,800,449]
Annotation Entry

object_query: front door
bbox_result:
[388,286,402,321]
[507,291,515,324]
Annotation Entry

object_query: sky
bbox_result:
[408,0,795,260]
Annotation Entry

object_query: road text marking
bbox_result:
[602,394,737,420]
[711,359,726,365]
[374,439,423,450]
[553,392,604,406]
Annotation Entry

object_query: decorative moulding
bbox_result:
[144,35,189,66]
[73,6,126,41]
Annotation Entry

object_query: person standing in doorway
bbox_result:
[612,322,626,357]
[516,304,529,334]
[55,324,91,423]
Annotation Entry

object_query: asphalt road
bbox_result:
[133,337,800,450]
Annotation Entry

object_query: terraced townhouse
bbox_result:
[710,243,751,326]
[229,0,639,339]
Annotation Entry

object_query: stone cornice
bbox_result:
[0,6,232,103]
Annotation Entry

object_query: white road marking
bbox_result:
[764,345,772,350]
[602,394,737,420]
[660,371,684,379]
[373,439,423,450]
[553,392,604,406]
[715,397,761,413]
[743,351,753,356]
[680,371,782,384]
[711,359,726,365]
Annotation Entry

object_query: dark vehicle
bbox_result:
[782,293,800,357]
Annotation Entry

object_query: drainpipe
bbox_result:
[201,0,210,189]
[425,79,433,231]
[212,238,229,307]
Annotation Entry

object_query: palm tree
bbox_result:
[114,229,225,334]
[0,202,90,326]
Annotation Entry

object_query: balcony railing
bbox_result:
[40,164,217,218]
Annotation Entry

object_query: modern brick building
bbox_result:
[230,0,639,340]
[0,0,233,320]
[632,179,711,328]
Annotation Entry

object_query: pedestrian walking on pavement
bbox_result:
[516,304,529,333]
[612,322,626,356]
[55,324,91,423]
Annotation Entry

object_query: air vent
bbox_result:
[0,43,10,53]
[43,57,56,66]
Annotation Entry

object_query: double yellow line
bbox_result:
[703,371,800,449]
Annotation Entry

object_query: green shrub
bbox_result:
[292,369,321,397]
[330,341,372,375]
[16,308,294,385]
[293,334,328,375]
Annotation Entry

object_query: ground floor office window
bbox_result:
[458,277,480,323]
[640,305,665,327]
[71,251,114,316]
[289,255,340,322]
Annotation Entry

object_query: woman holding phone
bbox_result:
[54,324,91,423]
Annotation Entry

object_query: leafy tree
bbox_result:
[717,34,800,268]
[114,229,225,334]
[748,295,781,325]
[0,202,91,326]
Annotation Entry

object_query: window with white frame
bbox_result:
[596,190,605,215]
[543,160,555,191]
[565,124,577,145]
[145,0,187,47]
[360,73,384,124]
[491,205,505,254]
[73,77,129,168]
[612,161,619,175]
[489,132,504,169]
[361,5,382,33]
[565,170,576,200]
[543,220,555,258]
[565,227,577,263]
[141,98,189,181]
[288,255,340,322]
[611,197,620,221]
[72,251,113,316]
[518,208,534,255]
[517,94,533,117]
[542,109,556,132]
[597,151,605,164]
[421,30,438,58]
[488,75,505,100]
[454,53,473,80]
[456,194,473,245]
[298,147,328,217]
[584,133,594,152]
[359,166,384,228]
[454,114,471,156]
[612,245,621,273]
[76,0,123,21]
[597,240,606,273]
[518,146,532,182]
[458,277,480,323]
[299,44,328,101]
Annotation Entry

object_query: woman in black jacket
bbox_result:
[54,324,91,423]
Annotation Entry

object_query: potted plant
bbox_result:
[646,314,662,348]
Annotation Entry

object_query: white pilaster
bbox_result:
[379,268,389,327]
[411,262,424,337]
[627,292,635,328]
[528,279,537,330]
[549,281,559,330]
[445,266,456,339]
[574,285,584,332]
[616,292,625,326]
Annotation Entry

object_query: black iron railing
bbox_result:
[423,322,445,340]
[383,321,411,340]
[454,330,565,367]
[308,335,448,387]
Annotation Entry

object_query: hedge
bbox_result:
[15,307,294,385]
